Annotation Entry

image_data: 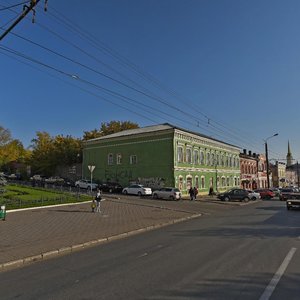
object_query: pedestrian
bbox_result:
[95,188,102,213]
[193,186,198,200]
[189,186,195,201]
[209,186,214,196]
[91,199,96,213]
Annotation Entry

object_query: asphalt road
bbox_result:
[1,200,299,300]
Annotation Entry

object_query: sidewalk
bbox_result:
[0,195,255,271]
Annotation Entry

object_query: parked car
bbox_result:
[122,184,152,196]
[30,174,45,181]
[152,187,181,200]
[7,173,18,180]
[270,188,280,197]
[99,182,123,193]
[254,189,275,199]
[75,179,98,190]
[217,188,250,202]
[246,190,261,200]
[45,176,65,184]
[279,188,300,201]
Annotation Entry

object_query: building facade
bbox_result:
[257,154,269,188]
[83,124,241,195]
[270,161,286,188]
[239,150,259,190]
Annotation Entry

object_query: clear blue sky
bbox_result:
[1,0,299,162]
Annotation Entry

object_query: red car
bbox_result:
[254,189,275,199]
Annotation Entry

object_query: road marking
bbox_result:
[259,247,297,300]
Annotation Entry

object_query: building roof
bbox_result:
[84,123,240,149]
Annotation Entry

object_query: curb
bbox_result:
[0,213,201,272]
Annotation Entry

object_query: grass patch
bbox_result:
[0,185,91,210]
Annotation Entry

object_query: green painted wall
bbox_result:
[83,126,241,195]
[83,132,175,188]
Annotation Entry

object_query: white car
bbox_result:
[122,184,152,196]
[247,190,261,200]
[75,179,98,190]
[30,174,44,181]
[45,176,64,184]
[152,187,181,200]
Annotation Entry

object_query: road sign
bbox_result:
[88,165,95,172]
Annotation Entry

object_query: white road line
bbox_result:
[259,247,297,300]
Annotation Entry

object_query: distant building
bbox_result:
[82,123,241,195]
[286,163,300,187]
[239,149,259,190]
[270,161,286,188]
[286,141,294,167]
[257,154,269,188]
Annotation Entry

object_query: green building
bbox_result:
[83,124,241,195]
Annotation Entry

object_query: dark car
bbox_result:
[254,189,275,199]
[217,188,250,202]
[99,182,123,193]
[279,188,300,201]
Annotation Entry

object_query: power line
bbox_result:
[46,7,273,152]
[0,0,40,41]
[2,2,270,152]
[0,1,29,12]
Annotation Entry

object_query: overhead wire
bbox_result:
[5,29,243,144]
[0,3,286,157]
[0,42,245,147]
[0,0,29,12]
[0,46,159,124]
[47,6,272,152]
[1,3,227,139]
[1,1,268,151]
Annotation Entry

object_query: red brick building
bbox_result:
[240,150,259,190]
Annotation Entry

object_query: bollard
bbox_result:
[0,205,6,221]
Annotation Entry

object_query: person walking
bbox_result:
[91,199,96,213]
[95,188,102,213]
[193,186,198,200]
[189,186,195,201]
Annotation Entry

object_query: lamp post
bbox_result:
[264,133,278,188]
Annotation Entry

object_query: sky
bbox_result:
[1,0,300,162]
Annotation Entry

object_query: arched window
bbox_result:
[177,146,183,162]
[186,148,192,163]
[200,151,204,165]
[206,153,210,166]
[201,176,205,189]
[193,150,199,165]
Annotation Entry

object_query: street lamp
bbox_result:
[264,133,278,188]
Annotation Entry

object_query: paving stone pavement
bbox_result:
[0,195,242,269]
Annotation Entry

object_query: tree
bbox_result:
[0,126,12,146]
[29,132,83,176]
[29,132,54,175]
[83,120,139,140]
[0,125,28,172]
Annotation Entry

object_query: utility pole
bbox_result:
[0,0,44,41]
[265,142,270,189]
[264,133,278,189]
[297,161,299,189]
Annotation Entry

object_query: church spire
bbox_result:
[286,140,293,167]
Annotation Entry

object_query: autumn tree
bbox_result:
[29,132,82,176]
[0,126,29,172]
[83,120,139,140]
